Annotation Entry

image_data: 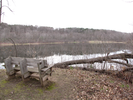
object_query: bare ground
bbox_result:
[0,68,133,100]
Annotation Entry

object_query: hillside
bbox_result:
[0,23,132,43]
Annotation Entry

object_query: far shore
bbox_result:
[0,41,126,47]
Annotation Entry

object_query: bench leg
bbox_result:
[41,75,48,86]
[40,78,43,86]
[50,68,52,76]
[43,80,48,86]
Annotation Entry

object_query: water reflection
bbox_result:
[0,43,129,62]
[0,49,132,70]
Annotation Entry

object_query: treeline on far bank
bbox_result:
[0,23,132,43]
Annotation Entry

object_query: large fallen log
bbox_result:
[52,53,133,68]
[52,53,133,83]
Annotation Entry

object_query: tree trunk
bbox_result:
[0,0,2,23]
[52,53,133,83]
[52,53,133,68]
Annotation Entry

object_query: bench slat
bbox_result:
[11,61,20,65]
[41,66,52,72]
[27,63,38,67]
[14,67,39,73]
[28,67,39,73]
[30,73,40,78]
[11,57,23,60]
[26,58,41,64]
[11,57,43,66]
[11,57,23,63]
[14,67,20,70]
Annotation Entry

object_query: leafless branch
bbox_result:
[6,0,9,6]
[2,5,13,12]
[7,38,17,57]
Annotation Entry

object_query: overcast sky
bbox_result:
[2,0,133,33]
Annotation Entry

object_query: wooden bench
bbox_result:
[5,56,52,86]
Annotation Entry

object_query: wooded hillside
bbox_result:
[0,23,132,43]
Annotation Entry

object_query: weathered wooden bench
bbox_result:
[5,56,52,86]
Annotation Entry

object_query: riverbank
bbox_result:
[0,68,132,100]
[0,40,126,47]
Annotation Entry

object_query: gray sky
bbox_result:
[2,0,133,33]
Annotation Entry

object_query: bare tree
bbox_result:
[0,0,2,23]
[0,0,13,23]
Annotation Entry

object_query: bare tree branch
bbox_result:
[2,5,13,12]
[0,0,13,23]
[6,0,9,6]
[0,0,2,23]
[7,38,17,57]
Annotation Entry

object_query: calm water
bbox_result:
[0,43,129,62]
[0,49,132,70]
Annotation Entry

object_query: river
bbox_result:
[0,49,132,70]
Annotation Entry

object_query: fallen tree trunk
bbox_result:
[52,53,133,83]
[52,53,133,68]
[108,60,133,67]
